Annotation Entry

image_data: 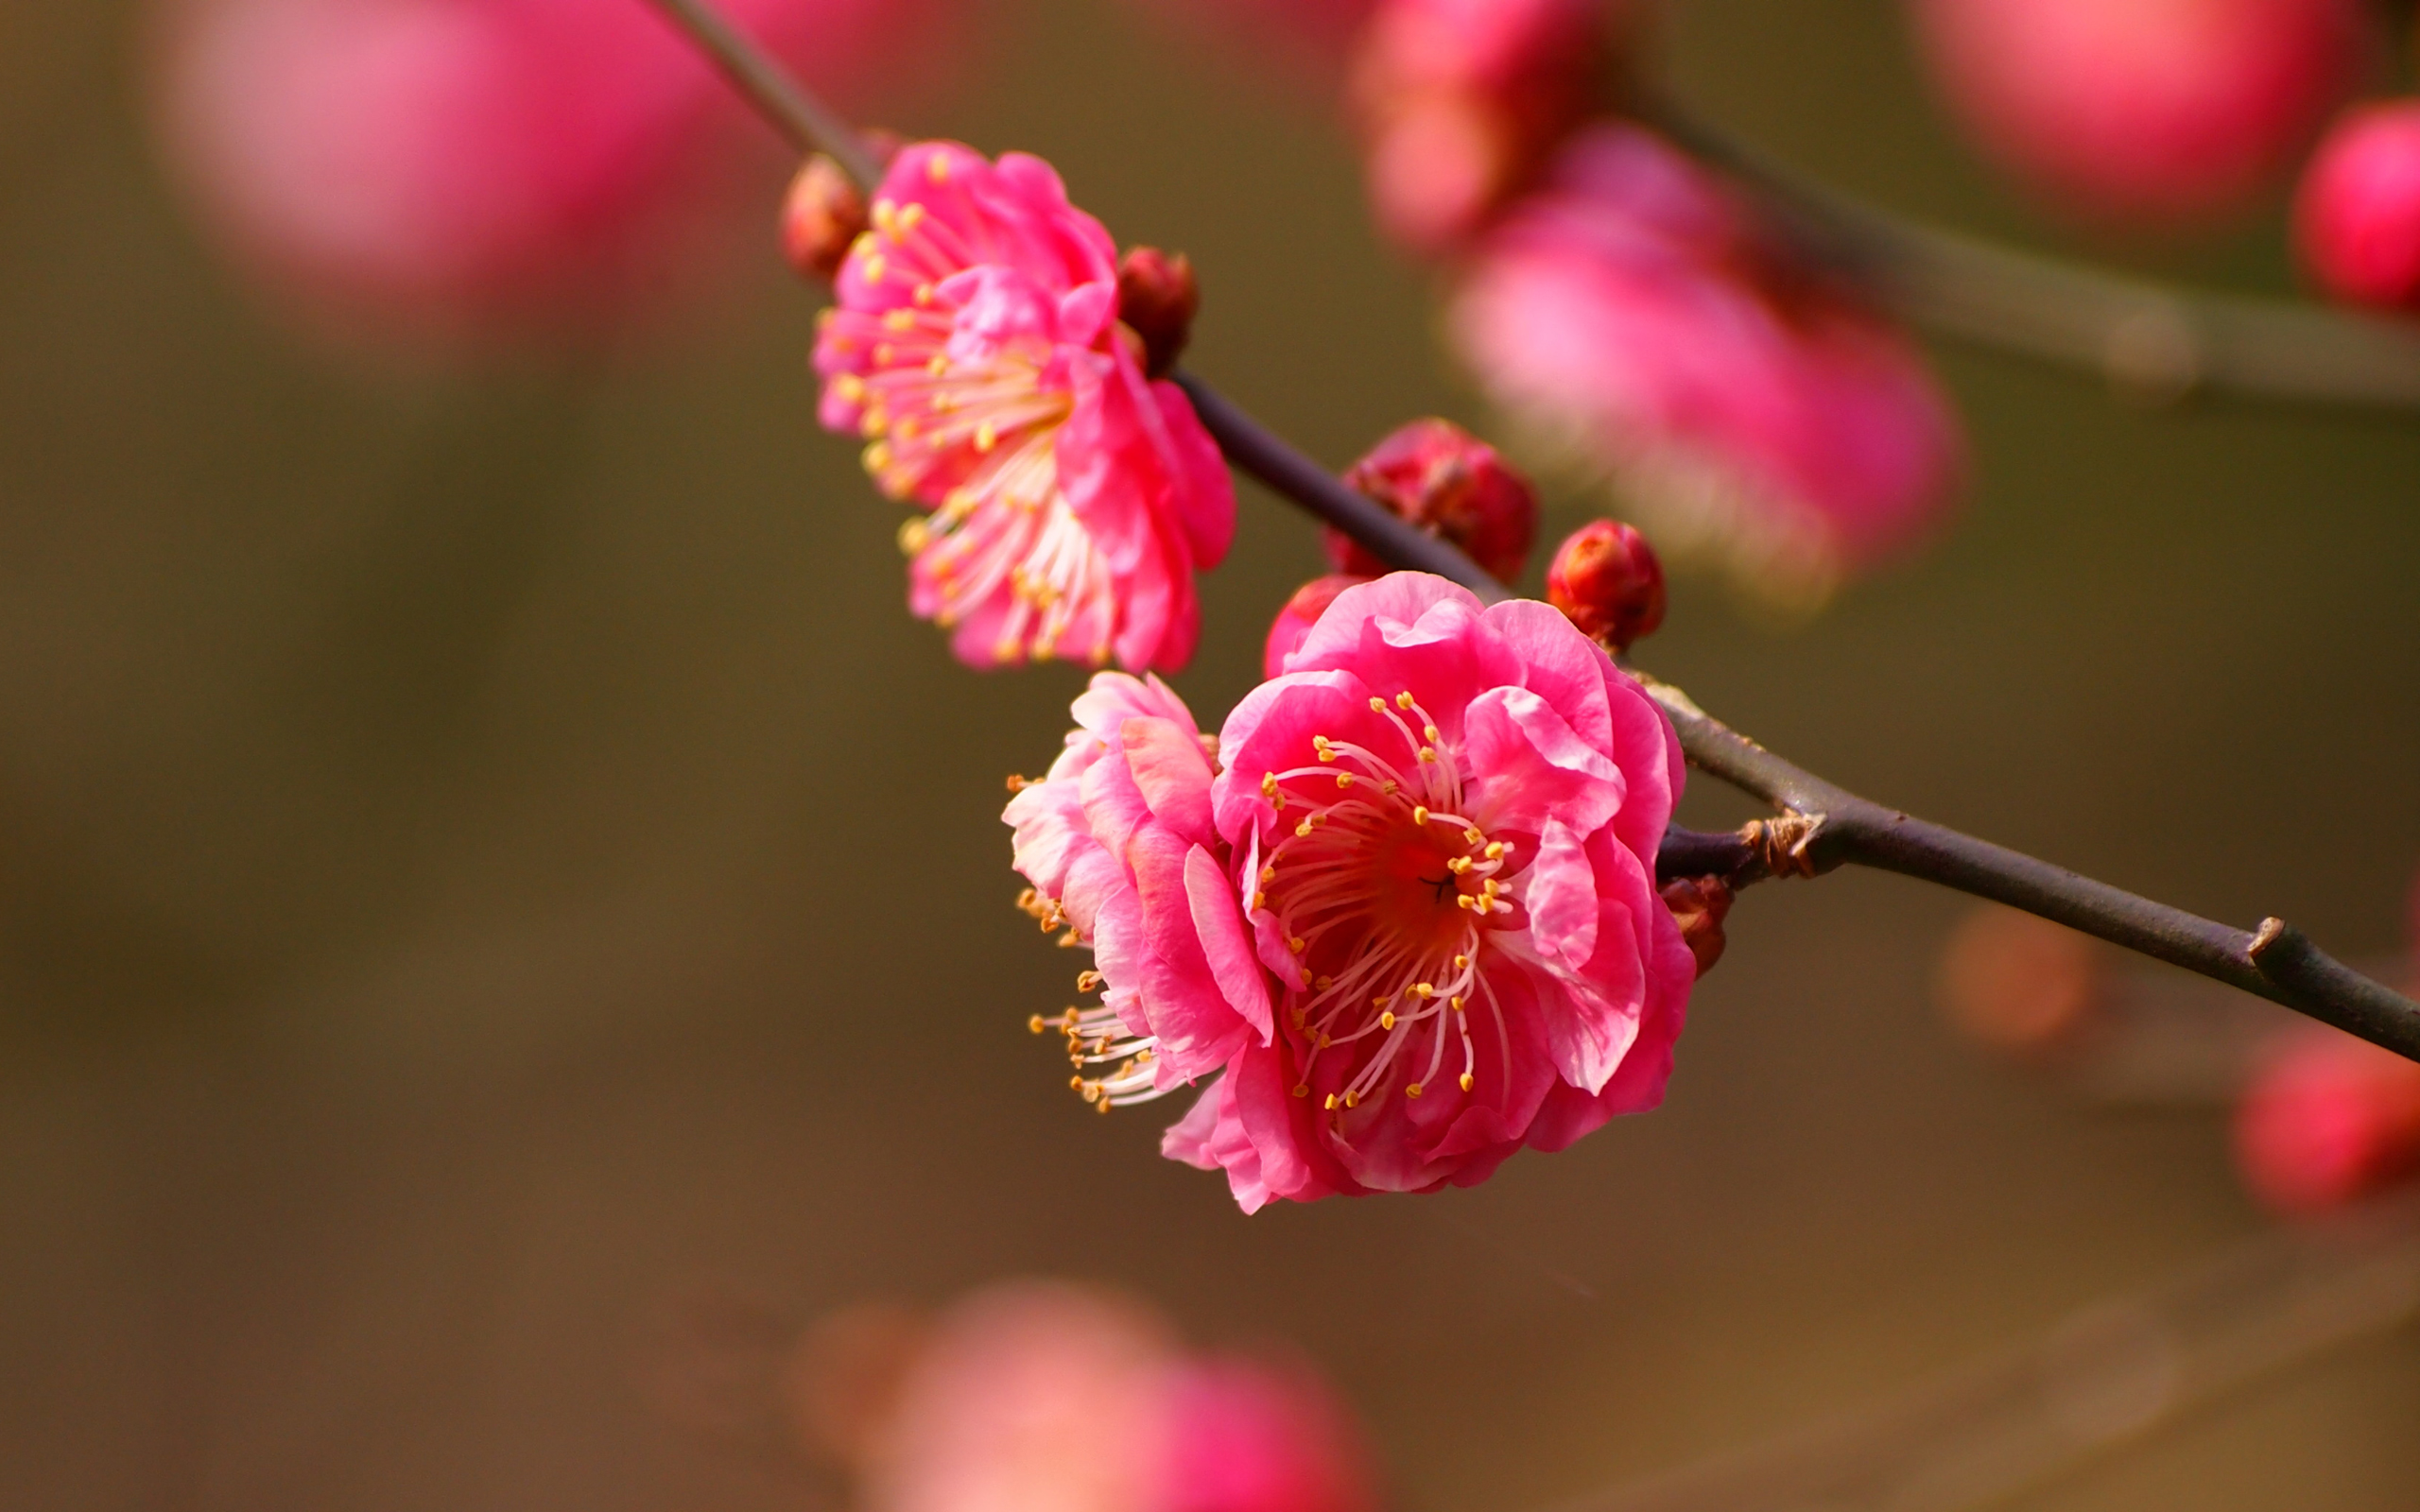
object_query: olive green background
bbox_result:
[3,1,2418,1508]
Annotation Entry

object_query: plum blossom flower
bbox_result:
[1450,124,1963,609]
[1264,576,1371,679]
[821,1282,1374,1512]
[1909,0,2368,227]
[1009,574,1695,1210]
[816,142,1235,671]
[151,0,942,348]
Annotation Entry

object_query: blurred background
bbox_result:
[6,1,2420,1508]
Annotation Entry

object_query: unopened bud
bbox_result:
[1932,905,2103,1059]
[1264,574,1371,678]
[1659,876,1732,978]
[1330,419,1538,583]
[780,155,867,283]
[1546,519,1666,652]
[1116,247,1199,378]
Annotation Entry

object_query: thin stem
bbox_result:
[1654,106,2420,411]
[646,0,2420,1061]
[1172,375,1512,601]
[641,0,884,187]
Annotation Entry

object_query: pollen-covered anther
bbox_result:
[1379,1011,1397,1030]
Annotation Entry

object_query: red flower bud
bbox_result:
[1546,519,1666,653]
[1329,419,1538,584]
[1659,876,1733,978]
[1116,246,1200,378]
[780,154,868,283]
[1263,574,1372,678]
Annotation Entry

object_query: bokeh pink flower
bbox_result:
[2234,1031,2420,1215]
[151,0,942,348]
[844,1282,1374,1512]
[1450,125,1963,607]
[1011,574,1694,1211]
[1350,0,1621,254]
[815,142,1236,672]
[1908,0,2369,227]
[2295,100,2420,310]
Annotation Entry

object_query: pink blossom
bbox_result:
[1011,574,1694,1211]
[856,1282,1374,1512]
[2295,101,2420,310]
[1351,0,1620,252]
[1449,125,1963,606]
[816,143,1235,672]
[2233,1032,2420,1215]
[1909,0,2369,226]
[1158,1359,1376,1512]
[150,0,940,348]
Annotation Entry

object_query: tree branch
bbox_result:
[640,0,2420,1062]
[1653,105,2420,411]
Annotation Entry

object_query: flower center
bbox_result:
[1253,691,1518,1109]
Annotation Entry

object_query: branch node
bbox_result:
[1743,814,1824,880]
[2248,917,2291,960]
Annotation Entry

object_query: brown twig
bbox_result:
[639,0,2420,1062]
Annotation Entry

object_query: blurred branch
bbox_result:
[640,0,884,186]
[1652,105,2420,411]
[644,0,2420,1064]
[1549,1194,2420,1512]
